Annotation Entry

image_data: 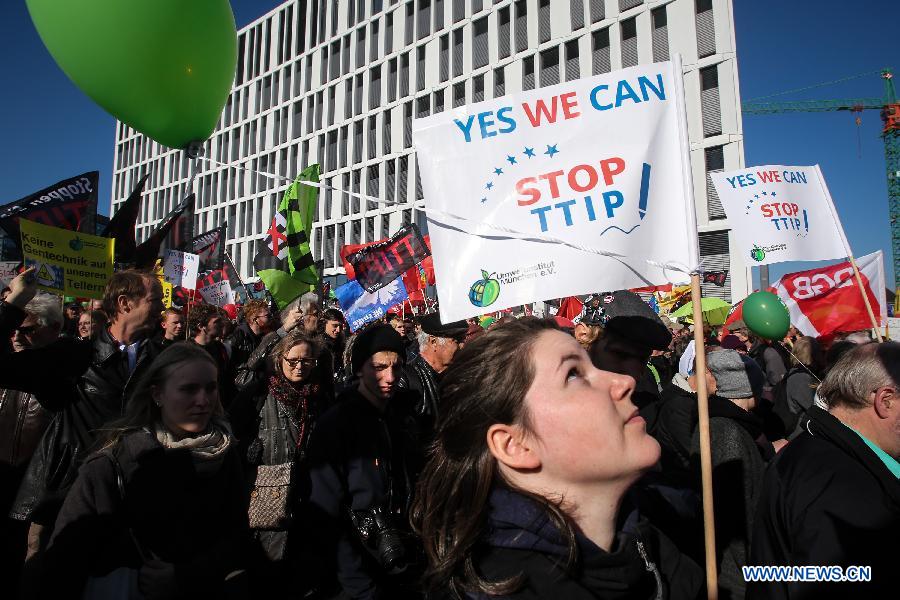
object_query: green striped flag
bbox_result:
[253,164,321,309]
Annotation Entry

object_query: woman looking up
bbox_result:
[412,317,702,599]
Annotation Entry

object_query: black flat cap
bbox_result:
[601,290,672,351]
[419,313,468,341]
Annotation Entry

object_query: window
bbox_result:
[523,55,535,91]
[404,101,413,147]
[514,1,528,53]
[453,81,466,107]
[370,65,382,110]
[498,7,510,59]
[385,12,393,54]
[473,74,484,102]
[538,0,551,43]
[592,29,610,75]
[406,2,415,45]
[652,6,669,62]
[398,156,408,203]
[354,120,363,163]
[494,67,505,97]
[400,52,410,97]
[696,0,716,58]
[472,17,489,69]
[439,35,450,82]
[570,0,584,30]
[417,95,431,118]
[417,45,426,91]
[621,18,638,68]
[368,116,378,159]
[452,28,464,77]
[433,88,445,112]
[705,145,726,220]
[356,28,366,69]
[388,58,398,102]
[620,0,642,10]
[539,47,559,87]
[700,66,722,137]
[345,79,353,119]
[434,0,445,31]
[370,21,380,58]
[386,160,396,203]
[453,0,465,22]
[698,230,731,300]
[383,108,392,153]
[417,0,431,40]
[354,74,363,116]
[589,0,604,23]
[565,40,580,81]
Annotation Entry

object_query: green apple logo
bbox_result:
[469,269,500,307]
[69,237,84,252]
[750,245,765,262]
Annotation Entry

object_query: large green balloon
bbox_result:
[27,0,237,150]
[742,291,790,341]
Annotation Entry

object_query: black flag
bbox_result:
[134,194,196,269]
[102,174,149,264]
[0,171,99,258]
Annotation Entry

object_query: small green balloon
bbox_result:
[742,291,790,341]
[27,0,237,149]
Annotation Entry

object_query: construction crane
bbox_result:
[741,69,900,302]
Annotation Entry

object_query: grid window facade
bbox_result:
[112,0,747,300]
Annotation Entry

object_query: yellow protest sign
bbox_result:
[19,218,114,299]
[153,260,173,308]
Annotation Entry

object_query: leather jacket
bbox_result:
[398,354,441,421]
[0,388,51,469]
[10,328,162,523]
[227,321,261,372]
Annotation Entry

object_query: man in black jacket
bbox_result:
[227,299,271,368]
[10,270,164,564]
[748,342,900,600]
[397,313,467,427]
[303,324,422,600]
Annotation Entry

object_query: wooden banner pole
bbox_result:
[690,273,718,600]
[847,254,884,342]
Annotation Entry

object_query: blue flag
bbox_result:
[335,276,409,332]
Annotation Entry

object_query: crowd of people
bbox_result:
[0,268,897,600]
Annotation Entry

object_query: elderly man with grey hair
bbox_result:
[748,341,900,600]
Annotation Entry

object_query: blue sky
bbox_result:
[1,0,896,288]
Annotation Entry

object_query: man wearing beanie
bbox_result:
[691,348,774,600]
[303,323,423,599]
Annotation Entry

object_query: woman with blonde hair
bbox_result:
[411,318,702,599]
[40,343,249,599]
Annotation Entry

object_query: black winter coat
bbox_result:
[453,487,703,600]
[228,321,262,374]
[40,428,250,599]
[748,406,900,600]
[397,354,441,425]
[300,388,424,600]
[11,328,162,524]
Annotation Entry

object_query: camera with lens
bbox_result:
[350,506,408,574]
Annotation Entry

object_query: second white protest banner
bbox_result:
[413,59,699,322]
[709,165,848,266]
[163,249,200,290]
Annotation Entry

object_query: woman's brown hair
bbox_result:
[410,317,577,598]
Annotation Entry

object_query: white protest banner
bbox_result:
[198,279,234,307]
[413,59,698,322]
[163,250,200,290]
[709,165,848,266]
[0,261,19,287]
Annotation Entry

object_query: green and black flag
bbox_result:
[253,164,320,309]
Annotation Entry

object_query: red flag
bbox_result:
[771,251,886,338]
[557,296,584,321]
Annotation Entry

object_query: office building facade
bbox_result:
[111,0,750,300]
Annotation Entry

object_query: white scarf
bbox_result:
[154,418,232,474]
